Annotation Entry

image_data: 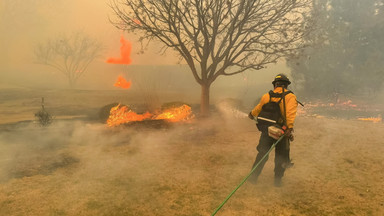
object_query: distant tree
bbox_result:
[287,0,384,98]
[34,32,102,88]
[110,0,312,116]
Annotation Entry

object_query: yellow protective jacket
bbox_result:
[251,87,298,129]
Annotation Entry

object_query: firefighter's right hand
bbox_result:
[248,112,254,120]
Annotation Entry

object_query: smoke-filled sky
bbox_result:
[0,0,286,90]
[0,0,181,88]
[0,0,180,64]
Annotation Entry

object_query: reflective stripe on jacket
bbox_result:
[251,87,298,129]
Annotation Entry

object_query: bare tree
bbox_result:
[34,31,102,88]
[110,0,312,116]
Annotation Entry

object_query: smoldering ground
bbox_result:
[0,115,244,215]
[1,103,383,215]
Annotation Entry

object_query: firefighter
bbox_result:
[248,73,298,187]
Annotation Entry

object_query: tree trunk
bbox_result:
[200,83,211,117]
[68,77,76,89]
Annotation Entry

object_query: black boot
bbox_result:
[274,177,282,187]
[282,159,294,169]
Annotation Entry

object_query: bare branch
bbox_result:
[34,31,102,87]
[109,0,313,113]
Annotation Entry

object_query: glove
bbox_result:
[284,128,294,141]
[289,134,294,142]
[248,112,254,120]
[284,128,293,136]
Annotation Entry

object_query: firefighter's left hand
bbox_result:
[289,135,294,142]
[284,128,293,136]
[284,128,294,141]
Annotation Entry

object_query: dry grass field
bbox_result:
[0,87,383,216]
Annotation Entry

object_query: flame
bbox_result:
[107,104,194,127]
[305,100,358,108]
[341,100,357,108]
[107,104,152,127]
[155,104,194,122]
[106,35,132,64]
[114,75,131,89]
[357,115,382,123]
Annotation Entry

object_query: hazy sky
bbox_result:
[0,0,190,88]
[0,0,286,90]
[0,0,179,64]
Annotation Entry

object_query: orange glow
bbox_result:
[133,19,141,25]
[305,100,358,109]
[106,35,132,64]
[107,104,152,127]
[107,104,194,127]
[114,75,131,89]
[357,115,382,123]
[341,100,357,108]
[155,105,194,122]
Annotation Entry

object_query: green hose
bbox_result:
[211,134,286,216]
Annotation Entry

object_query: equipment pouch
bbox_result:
[268,125,284,140]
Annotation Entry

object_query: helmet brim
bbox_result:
[272,80,291,85]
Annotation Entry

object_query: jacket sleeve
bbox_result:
[284,93,298,128]
[250,93,269,117]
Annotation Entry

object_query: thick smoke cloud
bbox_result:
[0,0,282,92]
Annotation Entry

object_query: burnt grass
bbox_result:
[0,88,383,215]
[0,115,383,215]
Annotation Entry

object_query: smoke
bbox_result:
[0,117,220,184]
[216,98,249,119]
[1,100,383,215]
[0,117,240,216]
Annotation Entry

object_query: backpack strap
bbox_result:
[268,90,292,103]
[268,90,293,127]
[282,88,287,127]
[268,91,274,102]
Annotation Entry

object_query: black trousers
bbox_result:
[251,132,290,179]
